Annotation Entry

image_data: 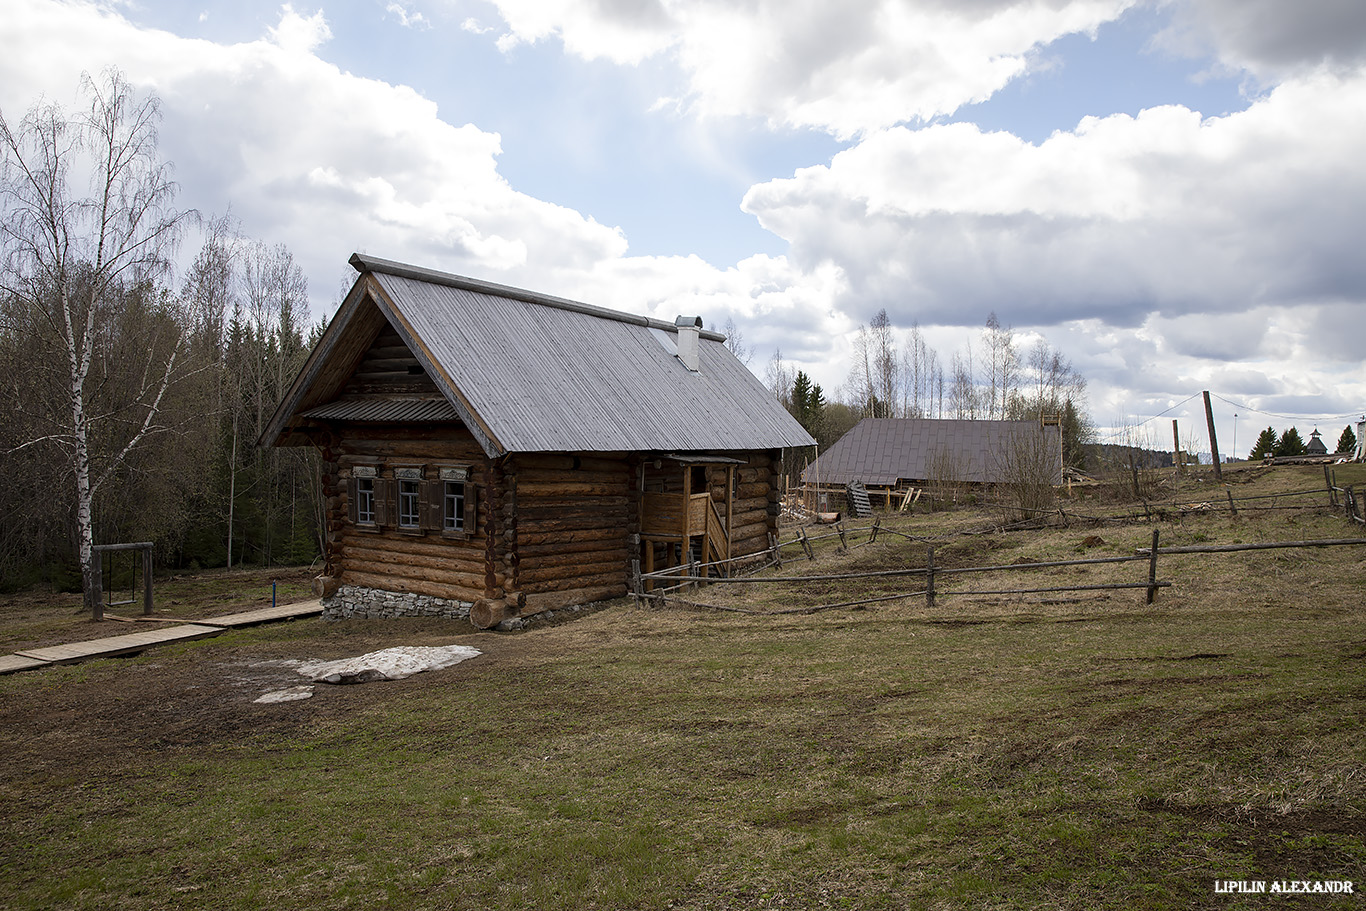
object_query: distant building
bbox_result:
[1306,428,1328,455]
[801,417,1062,489]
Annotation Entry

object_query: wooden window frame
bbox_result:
[437,465,478,539]
[397,478,422,531]
[348,464,383,533]
[357,477,377,525]
[443,481,466,532]
[393,466,425,535]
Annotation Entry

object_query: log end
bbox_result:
[313,575,342,599]
[470,598,515,630]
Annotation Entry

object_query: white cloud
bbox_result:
[742,67,1366,336]
[267,4,332,54]
[4,0,1363,427]
[0,0,632,312]
[480,0,1137,137]
[385,3,431,30]
[0,0,849,377]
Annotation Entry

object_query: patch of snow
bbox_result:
[255,685,315,704]
[297,645,482,684]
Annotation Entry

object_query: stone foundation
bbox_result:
[322,584,472,622]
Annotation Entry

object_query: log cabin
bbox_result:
[260,254,815,626]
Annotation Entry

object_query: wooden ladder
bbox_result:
[845,481,873,518]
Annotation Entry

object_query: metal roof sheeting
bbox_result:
[302,396,459,423]
[803,418,1062,486]
[320,260,815,455]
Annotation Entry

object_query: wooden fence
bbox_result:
[634,518,1366,617]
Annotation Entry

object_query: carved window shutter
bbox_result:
[464,484,479,534]
[375,478,395,527]
[422,480,443,530]
[347,478,358,524]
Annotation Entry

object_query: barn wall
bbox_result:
[725,450,780,557]
[331,424,495,604]
[508,452,634,610]
[639,450,780,562]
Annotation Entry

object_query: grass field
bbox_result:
[1,463,1363,909]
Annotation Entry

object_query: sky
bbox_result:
[2,0,1365,459]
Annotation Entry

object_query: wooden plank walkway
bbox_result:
[0,600,324,675]
[200,600,321,628]
[14,624,227,665]
[0,653,49,674]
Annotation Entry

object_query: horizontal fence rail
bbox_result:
[636,529,1171,614]
[641,465,1366,615]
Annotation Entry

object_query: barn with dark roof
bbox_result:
[261,254,814,626]
[802,417,1062,493]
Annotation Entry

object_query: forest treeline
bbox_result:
[0,221,324,590]
[0,71,323,593]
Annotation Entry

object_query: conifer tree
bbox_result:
[1275,427,1306,457]
[1249,427,1278,460]
[1336,425,1356,455]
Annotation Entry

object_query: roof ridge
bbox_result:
[350,253,726,341]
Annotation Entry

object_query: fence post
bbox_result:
[631,558,641,603]
[1226,489,1238,517]
[142,545,154,616]
[769,532,782,568]
[869,518,880,545]
[91,548,104,622]
[836,522,848,551]
[799,527,815,561]
[926,545,936,609]
[1325,465,1336,507]
[1146,529,1160,604]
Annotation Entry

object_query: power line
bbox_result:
[1097,392,1202,442]
[1209,392,1363,424]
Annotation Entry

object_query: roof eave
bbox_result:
[350,253,728,342]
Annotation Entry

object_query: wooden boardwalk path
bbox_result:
[1,600,322,675]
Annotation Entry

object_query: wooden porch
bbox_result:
[639,456,739,590]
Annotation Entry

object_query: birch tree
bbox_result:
[0,71,194,613]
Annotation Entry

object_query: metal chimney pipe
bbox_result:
[675,315,702,372]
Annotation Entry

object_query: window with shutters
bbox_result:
[443,481,466,531]
[398,479,421,528]
[347,462,477,537]
[349,465,381,531]
[394,466,424,533]
[357,478,376,524]
[437,466,477,538]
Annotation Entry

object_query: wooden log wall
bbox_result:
[725,451,779,557]
[315,431,345,579]
[333,424,495,604]
[342,325,441,396]
[639,452,780,566]
[321,433,781,611]
[509,453,632,608]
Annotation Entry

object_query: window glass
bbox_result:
[357,478,375,524]
[398,479,421,528]
[443,481,465,531]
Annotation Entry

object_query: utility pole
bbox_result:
[1172,419,1182,473]
[1203,391,1223,481]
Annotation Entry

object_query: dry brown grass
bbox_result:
[0,462,1362,910]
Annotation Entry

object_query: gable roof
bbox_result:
[802,417,1062,486]
[261,254,815,457]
